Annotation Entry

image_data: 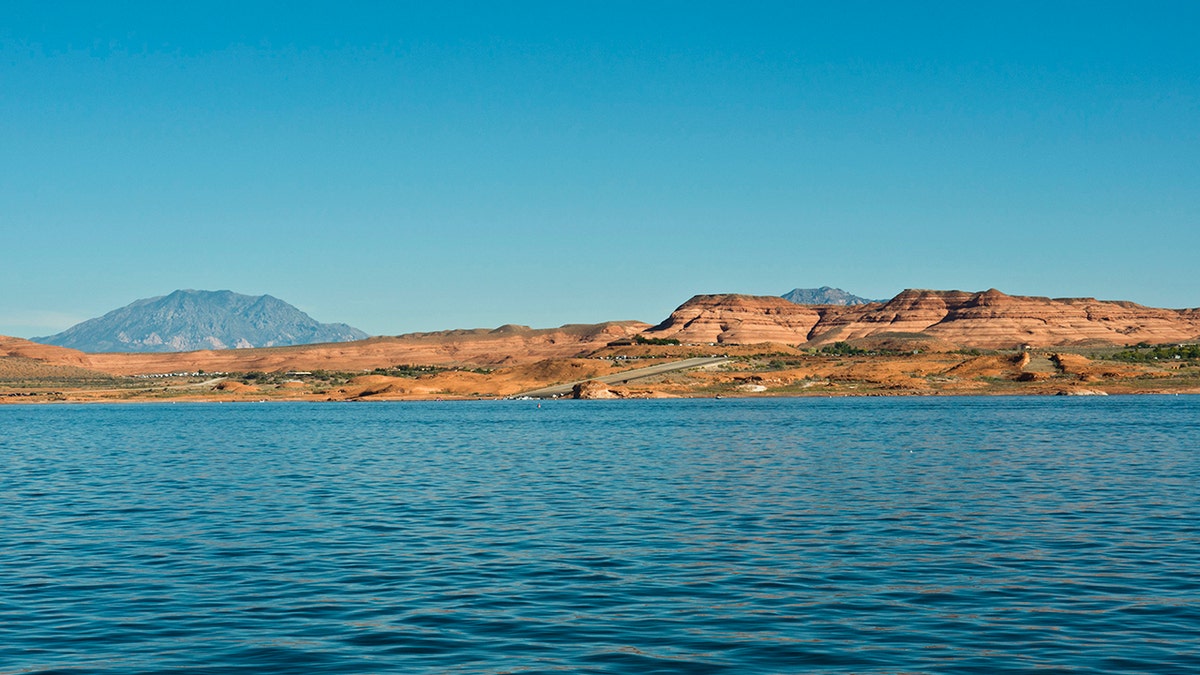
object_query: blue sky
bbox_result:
[3,1,1197,337]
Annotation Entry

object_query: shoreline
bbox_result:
[5,386,1200,405]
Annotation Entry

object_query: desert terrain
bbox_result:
[3,338,1199,404]
[4,289,1199,403]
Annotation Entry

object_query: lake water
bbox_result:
[2,397,1198,674]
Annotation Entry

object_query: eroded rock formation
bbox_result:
[645,289,1200,349]
[646,295,824,345]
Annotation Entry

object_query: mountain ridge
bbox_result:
[33,290,368,353]
[781,287,880,305]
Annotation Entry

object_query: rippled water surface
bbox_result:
[2,397,1198,674]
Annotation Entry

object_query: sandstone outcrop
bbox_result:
[572,380,624,399]
[645,289,1200,349]
[646,295,823,344]
[846,289,1200,348]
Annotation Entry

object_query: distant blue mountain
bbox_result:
[781,287,882,306]
[33,290,368,353]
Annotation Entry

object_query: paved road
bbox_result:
[515,357,730,398]
[169,377,229,390]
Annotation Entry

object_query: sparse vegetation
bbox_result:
[816,341,902,357]
[1107,343,1200,362]
[634,335,681,346]
[232,370,349,386]
[372,364,447,378]
[820,342,866,356]
[230,365,494,387]
[375,364,493,377]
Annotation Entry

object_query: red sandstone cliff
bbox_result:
[645,290,1200,349]
[646,295,823,344]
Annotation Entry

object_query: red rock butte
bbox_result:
[645,289,1200,349]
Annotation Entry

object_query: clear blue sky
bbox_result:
[3,1,1197,338]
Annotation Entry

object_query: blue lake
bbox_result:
[2,397,1198,674]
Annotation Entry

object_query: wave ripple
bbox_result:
[2,397,1198,674]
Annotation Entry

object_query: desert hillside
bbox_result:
[0,336,94,367]
[42,321,650,376]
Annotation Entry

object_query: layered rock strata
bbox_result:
[646,295,824,345]
[645,290,1200,349]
